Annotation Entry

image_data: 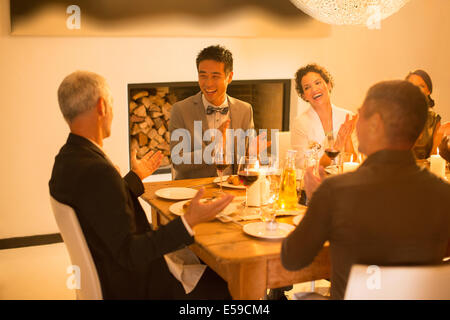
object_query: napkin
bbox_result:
[164,247,207,294]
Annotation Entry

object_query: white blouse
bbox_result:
[291,104,357,166]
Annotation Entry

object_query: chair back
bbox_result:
[344,264,450,300]
[50,196,103,300]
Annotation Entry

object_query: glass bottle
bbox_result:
[277,150,298,210]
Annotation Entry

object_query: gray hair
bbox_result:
[57,71,109,123]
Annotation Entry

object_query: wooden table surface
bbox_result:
[141,176,330,300]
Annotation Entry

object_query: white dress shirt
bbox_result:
[202,94,230,135]
[291,104,357,166]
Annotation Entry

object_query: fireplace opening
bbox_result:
[128,79,292,174]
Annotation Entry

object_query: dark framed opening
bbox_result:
[127,79,292,174]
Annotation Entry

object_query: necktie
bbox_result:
[206,106,229,115]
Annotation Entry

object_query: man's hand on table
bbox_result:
[184,188,234,228]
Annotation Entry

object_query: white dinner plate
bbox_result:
[155,187,198,200]
[213,176,246,189]
[169,199,240,216]
[243,222,295,240]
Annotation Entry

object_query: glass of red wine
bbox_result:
[214,143,231,194]
[324,134,340,170]
[237,156,260,216]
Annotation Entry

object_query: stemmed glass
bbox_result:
[324,134,340,169]
[237,156,260,216]
[213,142,231,194]
[259,155,280,231]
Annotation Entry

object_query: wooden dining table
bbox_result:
[141,176,331,300]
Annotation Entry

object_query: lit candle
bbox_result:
[343,155,359,173]
[430,150,446,178]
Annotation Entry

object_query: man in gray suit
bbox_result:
[169,45,254,180]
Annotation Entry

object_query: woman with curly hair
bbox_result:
[291,63,357,168]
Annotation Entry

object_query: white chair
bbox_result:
[344,264,450,300]
[50,196,103,300]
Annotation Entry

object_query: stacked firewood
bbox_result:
[129,88,176,167]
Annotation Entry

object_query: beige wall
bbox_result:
[1,0,449,238]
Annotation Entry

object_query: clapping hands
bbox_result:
[335,114,357,151]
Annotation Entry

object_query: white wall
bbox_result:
[1,0,449,238]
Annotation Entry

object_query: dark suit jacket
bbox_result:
[281,150,450,299]
[169,92,254,180]
[49,133,193,299]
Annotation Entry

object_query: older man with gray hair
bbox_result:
[50,71,233,299]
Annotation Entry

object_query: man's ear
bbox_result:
[96,97,106,116]
[227,71,234,84]
[369,112,384,135]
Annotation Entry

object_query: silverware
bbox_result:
[217,215,244,227]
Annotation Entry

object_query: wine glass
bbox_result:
[213,143,231,194]
[259,155,280,230]
[324,134,340,170]
[237,156,260,216]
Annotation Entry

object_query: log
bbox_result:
[157,142,170,151]
[131,123,141,135]
[149,139,159,149]
[151,112,164,118]
[139,121,148,129]
[133,105,147,117]
[157,125,167,136]
[152,96,165,107]
[138,133,148,147]
[147,128,159,140]
[145,116,155,128]
[140,97,151,108]
[157,87,169,97]
[130,114,145,123]
[155,134,165,144]
[129,101,138,113]
[132,91,149,100]
[164,131,171,143]
[153,117,164,129]
[137,146,150,159]
[149,104,161,112]
[166,93,177,105]
[162,103,172,121]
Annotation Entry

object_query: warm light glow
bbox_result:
[289,0,410,27]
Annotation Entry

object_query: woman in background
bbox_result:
[406,69,441,159]
[291,63,357,168]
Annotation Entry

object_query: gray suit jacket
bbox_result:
[169,92,254,180]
